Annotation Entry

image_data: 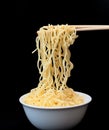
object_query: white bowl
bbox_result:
[19,91,92,130]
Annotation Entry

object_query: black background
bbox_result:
[1,0,109,129]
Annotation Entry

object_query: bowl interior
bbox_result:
[19,91,92,109]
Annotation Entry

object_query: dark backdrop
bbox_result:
[1,0,109,129]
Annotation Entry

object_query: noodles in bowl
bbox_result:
[19,24,92,129]
[19,91,92,130]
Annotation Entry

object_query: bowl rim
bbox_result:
[19,91,92,110]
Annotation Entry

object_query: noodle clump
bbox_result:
[24,24,83,107]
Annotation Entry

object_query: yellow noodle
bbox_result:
[24,24,83,107]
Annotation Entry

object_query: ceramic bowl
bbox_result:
[19,91,92,130]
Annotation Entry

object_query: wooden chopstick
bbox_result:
[72,25,109,31]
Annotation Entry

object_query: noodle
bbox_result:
[24,24,83,107]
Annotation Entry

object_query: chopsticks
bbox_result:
[73,25,109,31]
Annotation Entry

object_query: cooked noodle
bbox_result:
[24,24,83,107]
